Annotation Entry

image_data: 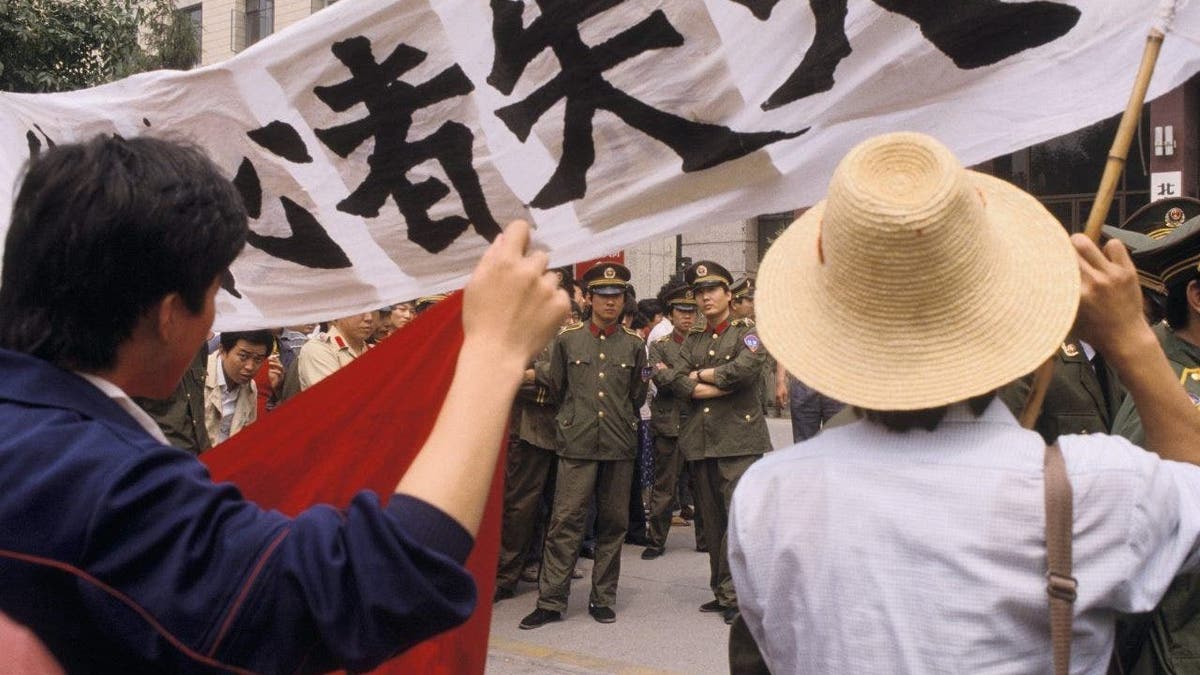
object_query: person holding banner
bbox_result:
[0,134,567,672]
[729,131,1200,673]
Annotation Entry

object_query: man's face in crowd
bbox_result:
[670,307,696,334]
[332,313,375,342]
[372,312,395,342]
[287,323,316,335]
[732,296,755,319]
[391,302,416,330]
[590,291,624,324]
[696,285,732,321]
[220,339,269,386]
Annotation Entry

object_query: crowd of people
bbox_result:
[10,128,1200,673]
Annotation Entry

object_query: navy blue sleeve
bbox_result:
[79,447,477,673]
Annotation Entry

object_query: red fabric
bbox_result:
[252,362,272,419]
[200,292,500,674]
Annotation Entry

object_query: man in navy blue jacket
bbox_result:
[0,136,567,672]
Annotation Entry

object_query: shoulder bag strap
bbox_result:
[1045,442,1077,675]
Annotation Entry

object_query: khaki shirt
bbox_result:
[648,332,689,438]
[297,326,367,391]
[203,351,258,445]
[1112,323,1200,446]
[537,320,647,460]
[665,317,771,461]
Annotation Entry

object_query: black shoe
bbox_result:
[679,505,694,521]
[493,586,515,602]
[722,606,740,625]
[579,546,595,559]
[625,533,652,547]
[588,603,616,624]
[699,599,727,613]
[519,608,563,630]
[695,543,709,553]
[640,547,664,560]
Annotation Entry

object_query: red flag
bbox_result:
[201,292,501,674]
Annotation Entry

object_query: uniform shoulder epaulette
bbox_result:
[689,325,706,333]
[558,322,584,335]
[621,325,644,341]
[654,334,672,344]
[731,318,756,328]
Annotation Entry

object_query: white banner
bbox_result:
[2,0,1199,329]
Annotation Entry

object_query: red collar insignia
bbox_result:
[711,320,730,336]
[672,332,686,344]
[588,322,619,337]
[334,335,347,350]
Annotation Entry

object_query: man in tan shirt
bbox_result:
[205,330,273,444]
[297,312,374,390]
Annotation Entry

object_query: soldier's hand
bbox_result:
[775,382,789,408]
[654,362,668,372]
[1071,234,1150,360]
[463,220,568,368]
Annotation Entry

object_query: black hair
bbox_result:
[637,298,662,318]
[631,312,653,330]
[0,135,248,370]
[1166,281,1194,330]
[219,330,275,354]
[856,391,996,432]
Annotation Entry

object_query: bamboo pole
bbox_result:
[1019,27,1166,429]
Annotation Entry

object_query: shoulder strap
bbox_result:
[1045,442,1077,675]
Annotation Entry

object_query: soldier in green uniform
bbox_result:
[643,283,698,560]
[519,263,648,629]
[664,260,771,625]
[731,276,781,418]
[493,340,559,601]
[1107,217,1200,673]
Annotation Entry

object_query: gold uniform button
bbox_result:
[598,411,605,418]
[711,334,718,340]
[599,353,606,360]
[600,335,606,340]
[599,372,605,379]
[708,350,715,356]
[725,355,731,360]
[744,414,751,421]
[1192,372,1200,381]
[703,407,710,414]
[598,391,605,398]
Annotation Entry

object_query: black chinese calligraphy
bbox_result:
[759,0,1082,110]
[232,156,352,271]
[249,121,313,163]
[24,124,55,159]
[314,36,501,254]
[488,1,805,210]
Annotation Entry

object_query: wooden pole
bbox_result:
[1019,28,1166,429]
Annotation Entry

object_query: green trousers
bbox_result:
[691,454,760,607]
[495,440,556,591]
[537,457,634,612]
[646,434,685,550]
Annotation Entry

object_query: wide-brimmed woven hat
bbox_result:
[756,132,1080,411]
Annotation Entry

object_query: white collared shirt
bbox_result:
[73,372,170,445]
[729,399,1200,674]
[214,361,239,444]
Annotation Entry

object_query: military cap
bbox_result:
[731,276,756,299]
[1100,225,1156,255]
[1126,217,1200,294]
[684,260,733,290]
[1120,197,1200,240]
[581,262,631,296]
[414,293,448,313]
[661,283,697,311]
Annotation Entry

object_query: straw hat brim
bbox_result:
[756,172,1080,411]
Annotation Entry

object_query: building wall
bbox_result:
[196,0,319,66]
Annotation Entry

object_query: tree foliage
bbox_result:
[0,0,200,93]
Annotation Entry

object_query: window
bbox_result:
[181,4,202,65]
[245,0,274,47]
[311,0,338,12]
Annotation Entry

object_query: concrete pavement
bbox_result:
[486,417,794,674]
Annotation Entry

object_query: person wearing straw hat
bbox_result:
[519,262,648,629]
[643,282,698,560]
[661,259,770,626]
[726,131,1200,673]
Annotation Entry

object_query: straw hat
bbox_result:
[756,132,1079,411]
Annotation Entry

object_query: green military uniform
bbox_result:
[495,341,559,595]
[643,284,697,557]
[534,264,648,616]
[666,261,771,614]
[999,339,1125,444]
[732,276,777,416]
[1105,215,1200,674]
[133,344,210,454]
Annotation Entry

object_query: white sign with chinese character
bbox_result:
[1152,171,1184,201]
